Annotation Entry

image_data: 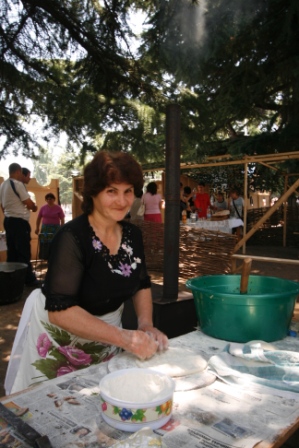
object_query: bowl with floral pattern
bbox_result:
[99,368,175,432]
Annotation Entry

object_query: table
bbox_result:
[183,217,244,234]
[1,330,299,448]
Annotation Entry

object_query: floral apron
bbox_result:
[6,289,123,395]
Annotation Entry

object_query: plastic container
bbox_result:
[0,262,27,305]
[186,275,299,343]
[100,368,175,432]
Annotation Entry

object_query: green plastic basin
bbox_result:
[186,275,299,342]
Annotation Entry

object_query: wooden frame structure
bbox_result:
[143,151,299,253]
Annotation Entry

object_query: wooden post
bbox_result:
[234,177,299,252]
[283,175,288,247]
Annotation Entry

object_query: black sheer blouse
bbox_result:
[42,214,151,315]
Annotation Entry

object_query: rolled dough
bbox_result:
[108,347,207,378]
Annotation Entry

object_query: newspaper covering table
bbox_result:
[1,330,299,448]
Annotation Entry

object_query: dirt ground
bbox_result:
[1,245,299,447]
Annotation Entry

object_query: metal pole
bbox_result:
[163,104,181,300]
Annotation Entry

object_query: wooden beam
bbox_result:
[141,151,299,173]
[234,177,299,252]
[232,254,299,273]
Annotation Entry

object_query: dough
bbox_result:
[174,371,216,391]
[108,347,207,378]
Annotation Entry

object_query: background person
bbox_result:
[21,167,31,185]
[142,181,163,223]
[228,187,244,239]
[6,151,168,394]
[228,187,244,219]
[0,163,39,286]
[213,192,228,212]
[35,193,65,259]
[180,186,195,219]
[129,189,144,220]
[35,193,65,236]
[194,182,211,219]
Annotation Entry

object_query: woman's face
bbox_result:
[46,196,55,206]
[197,185,204,193]
[92,183,135,221]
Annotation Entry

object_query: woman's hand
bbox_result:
[121,329,159,360]
[138,324,169,352]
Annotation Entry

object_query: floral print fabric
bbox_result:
[90,223,141,277]
[10,290,122,394]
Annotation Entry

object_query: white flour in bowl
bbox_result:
[101,370,172,403]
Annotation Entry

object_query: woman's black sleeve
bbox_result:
[43,229,85,311]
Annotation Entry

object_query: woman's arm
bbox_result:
[48,305,160,360]
[35,215,42,235]
[132,287,168,351]
[59,206,65,226]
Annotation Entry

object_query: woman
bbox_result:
[35,193,65,259]
[35,193,65,237]
[6,151,168,394]
[143,181,163,223]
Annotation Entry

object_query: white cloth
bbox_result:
[184,218,243,234]
[5,290,123,395]
[0,178,30,220]
[130,197,144,220]
[208,341,299,393]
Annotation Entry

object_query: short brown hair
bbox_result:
[9,163,21,174]
[45,193,55,200]
[82,151,144,214]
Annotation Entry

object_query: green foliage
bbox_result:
[1,0,299,192]
[33,146,82,204]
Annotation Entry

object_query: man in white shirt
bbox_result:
[0,163,39,286]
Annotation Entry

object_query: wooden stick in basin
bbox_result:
[240,257,252,294]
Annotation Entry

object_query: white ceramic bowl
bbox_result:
[99,368,175,432]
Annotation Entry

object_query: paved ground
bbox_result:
[1,245,299,446]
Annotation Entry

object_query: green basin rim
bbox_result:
[186,275,299,300]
